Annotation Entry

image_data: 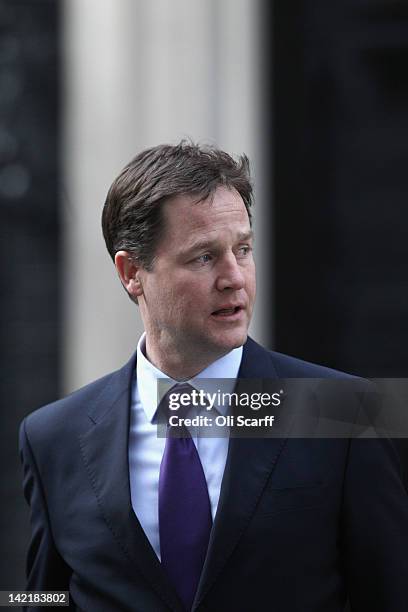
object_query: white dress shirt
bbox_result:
[128,333,243,559]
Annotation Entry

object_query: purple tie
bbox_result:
[158,383,212,611]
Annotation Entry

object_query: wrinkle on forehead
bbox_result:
[186,207,249,236]
[162,187,250,239]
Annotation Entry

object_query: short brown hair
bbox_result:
[102,140,253,271]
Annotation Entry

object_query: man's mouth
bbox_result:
[211,306,243,318]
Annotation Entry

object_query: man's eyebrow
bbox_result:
[237,230,254,242]
[181,230,254,256]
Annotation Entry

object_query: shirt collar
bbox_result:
[136,332,243,423]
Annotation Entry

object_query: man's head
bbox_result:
[102,141,256,377]
[102,140,253,270]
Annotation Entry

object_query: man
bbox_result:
[20,141,408,611]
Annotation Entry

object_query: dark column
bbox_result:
[0,0,60,589]
[272,0,408,378]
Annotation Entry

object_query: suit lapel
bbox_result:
[79,353,184,612]
[193,338,289,609]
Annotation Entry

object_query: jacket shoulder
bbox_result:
[244,336,356,379]
[268,348,356,379]
[21,352,136,442]
[20,372,113,447]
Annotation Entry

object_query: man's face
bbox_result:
[137,186,256,367]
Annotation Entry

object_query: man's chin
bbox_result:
[212,329,248,354]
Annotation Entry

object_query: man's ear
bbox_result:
[114,251,144,299]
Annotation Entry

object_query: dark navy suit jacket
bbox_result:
[19,337,408,611]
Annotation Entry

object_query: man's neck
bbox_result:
[144,338,227,381]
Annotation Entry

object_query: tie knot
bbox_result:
[158,382,197,422]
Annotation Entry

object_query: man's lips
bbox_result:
[211,305,245,318]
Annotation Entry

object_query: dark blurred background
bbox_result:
[0,0,59,591]
[1,0,408,594]
[273,0,408,378]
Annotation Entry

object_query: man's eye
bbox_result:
[238,245,252,256]
[195,253,212,264]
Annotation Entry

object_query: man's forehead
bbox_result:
[182,229,254,252]
[162,189,248,225]
[156,189,251,258]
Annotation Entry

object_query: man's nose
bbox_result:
[215,253,245,292]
